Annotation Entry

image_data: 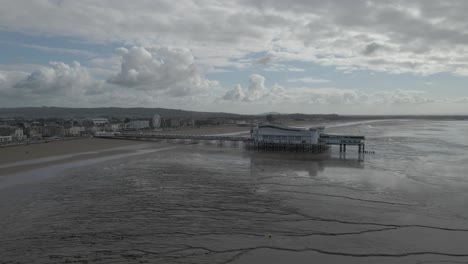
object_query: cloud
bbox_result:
[287,77,330,84]
[361,42,384,56]
[221,73,292,103]
[4,1,468,75]
[221,74,443,106]
[108,46,218,96]
[221,84,245,101]
[0,45,221,107]
[14,61,95,96]
[0,40,97,57]
[256,55,274,65]
[220,74,267,102]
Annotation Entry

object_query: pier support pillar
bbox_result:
[343,144,347,153]
[362,144,365,154]
[358,144,362,153]
[339,144,342,152]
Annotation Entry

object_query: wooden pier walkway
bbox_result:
[319,134,367,153]
[246,141,329,152]
[98,133,249,142]
[96,132,369,153]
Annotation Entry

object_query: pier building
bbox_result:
[251,125,324,144]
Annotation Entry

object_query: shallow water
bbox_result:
[2,120,468,263]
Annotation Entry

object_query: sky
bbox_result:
[1,0,468,115]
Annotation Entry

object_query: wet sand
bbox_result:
[0,138,144,175]
[2,120,468,263]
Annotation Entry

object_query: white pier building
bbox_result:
[251,125,324,144]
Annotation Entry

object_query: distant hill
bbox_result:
[1,107,467,121]
[0,107,245,119]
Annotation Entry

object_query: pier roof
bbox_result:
[258,124,305,132]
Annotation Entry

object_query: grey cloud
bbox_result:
[256,55,273,65]
[362,42,383,55]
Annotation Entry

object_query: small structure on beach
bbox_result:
[251,124,324,144]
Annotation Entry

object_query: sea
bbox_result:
[1,119,468,263]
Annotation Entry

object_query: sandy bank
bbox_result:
[0,138,147,176]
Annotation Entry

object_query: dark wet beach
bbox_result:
[2,120,468,263]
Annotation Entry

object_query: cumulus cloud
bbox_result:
[0,45,223,107]
[14,61,95,96]
[221,74,288,102]
[108,46,218,96]
[221,84,246,101]
[221,74,442,106]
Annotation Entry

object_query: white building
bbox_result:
[0,136,12,143]
[91,118,110,126]
[152,114,161,129]
[66,126,85,136]
[252,125,324,144]
[14,128,24,141]
[128,120,150,130]
[110,124,122,131]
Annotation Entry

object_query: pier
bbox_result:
[99,133,248,142]
[96,130,368,154]
[245,141,329,152]
[319,134,367,153]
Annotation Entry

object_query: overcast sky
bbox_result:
[1,0,468,114]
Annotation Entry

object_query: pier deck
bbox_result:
[99,133,249,142]
[96,132,367,153]
[319,134,366,153]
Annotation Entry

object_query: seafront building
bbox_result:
[91,118,110,126]
[127,120,150,130]
[0,136,12,143]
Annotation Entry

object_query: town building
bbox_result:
[170,118,181,128]
[251,124,324,144]
[28,124,43,140]
[42,123,63,137]
[64,126,85,136]
[13,128,24,141]
[110,123,123,131]
[151,114,161,129]
[127,120,150,130]
[0,136,12,143]
[91,118,110,126]
[0,125,14,137]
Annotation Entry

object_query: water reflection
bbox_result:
[247,151,364,177]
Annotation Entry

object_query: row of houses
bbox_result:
[0,113,261,144]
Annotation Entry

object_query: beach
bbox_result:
[0,138,145,175]
[2,120,468,263]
